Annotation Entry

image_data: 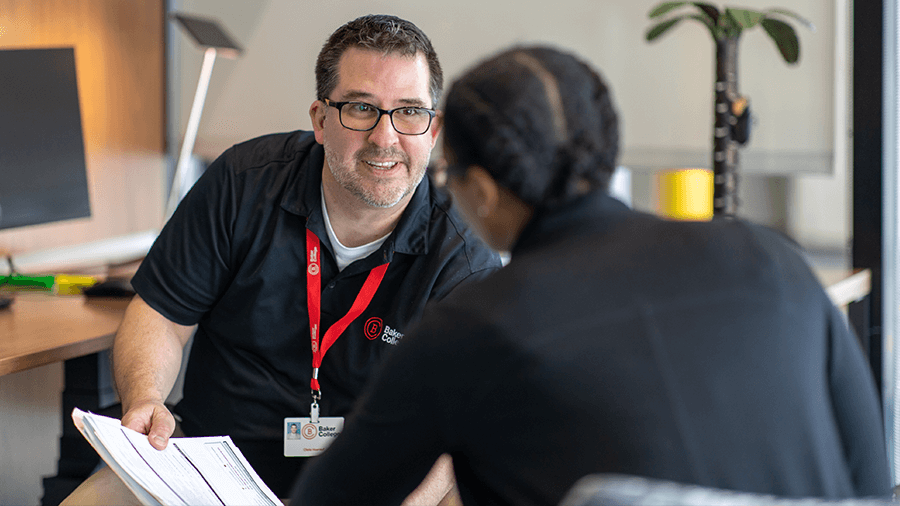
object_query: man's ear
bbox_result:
[428,111,443,148]
[309,100,326,145]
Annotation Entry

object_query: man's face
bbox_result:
[310,47,441,209]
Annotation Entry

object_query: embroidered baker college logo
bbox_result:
[364,317,383,340]
[364,316,404,345]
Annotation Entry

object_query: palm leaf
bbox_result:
[726,8,765,29]
[686,13,719,40]
[649,2,689,18]
[765,8,815,31]
[646,17,684,41]
[691,2,720,24]
[761,18,800,63]
[646,13,719,42]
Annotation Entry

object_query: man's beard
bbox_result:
[324,144,428,208]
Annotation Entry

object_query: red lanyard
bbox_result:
[306,228,389,394]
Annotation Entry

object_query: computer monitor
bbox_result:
[0,47,91,231]
[0,47,91,307]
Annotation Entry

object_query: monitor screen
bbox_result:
[0,47,91,230]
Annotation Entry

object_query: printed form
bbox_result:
[72,408,282,506]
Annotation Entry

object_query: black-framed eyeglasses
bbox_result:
[322,98,436,136]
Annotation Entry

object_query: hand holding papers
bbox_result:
[72,408,282,506]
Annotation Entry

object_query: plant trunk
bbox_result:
[713,36,740,216]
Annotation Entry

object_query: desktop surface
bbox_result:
[0,292,130,376]
[0,268,869,378]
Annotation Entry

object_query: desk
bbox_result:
[815,267,880,398]
[0,293,130,376]
[815,268,872,309]
[814,267,874,339]
[0,269,871,376]
[0,292,131,505]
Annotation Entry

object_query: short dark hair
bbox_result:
[443,46,619,207]
[315,14,443,108]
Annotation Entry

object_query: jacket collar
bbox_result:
[512,191,633,256]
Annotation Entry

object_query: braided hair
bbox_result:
[443,46,619,208]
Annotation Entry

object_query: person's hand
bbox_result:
[121,399,176,451]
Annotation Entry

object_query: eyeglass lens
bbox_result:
[340,102,432,135]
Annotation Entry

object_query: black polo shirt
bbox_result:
[130,130,501,495]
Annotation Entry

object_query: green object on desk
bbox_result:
[2,274,56,290]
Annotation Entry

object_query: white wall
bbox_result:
[175,0,835,164]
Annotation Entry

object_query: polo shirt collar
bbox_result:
[382,174,432,256]
[279,139,432,257]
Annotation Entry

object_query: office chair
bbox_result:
[559,474,897,506]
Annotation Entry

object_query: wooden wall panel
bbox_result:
[0,0,166,259]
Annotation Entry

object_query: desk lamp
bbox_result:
[167,12,243,220]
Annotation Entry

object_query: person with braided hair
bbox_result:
[291,45,889,505]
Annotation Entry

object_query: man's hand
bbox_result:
[121,399,176,450]
[112,296,193,451]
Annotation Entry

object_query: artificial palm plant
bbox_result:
[646,2,813,216]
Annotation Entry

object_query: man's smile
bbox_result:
[364,160,400,170]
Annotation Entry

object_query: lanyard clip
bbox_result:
[310,390,321,423]
[310,367,322,423]
[310,367,321,391]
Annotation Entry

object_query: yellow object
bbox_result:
[656,168,714,221]
[55,274,98,295]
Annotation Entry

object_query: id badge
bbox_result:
[284,416,344,457]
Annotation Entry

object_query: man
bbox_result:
[63,14,500,503]
[291,46,890,505]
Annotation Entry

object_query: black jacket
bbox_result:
[292,191,890,505]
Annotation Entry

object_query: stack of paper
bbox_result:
[72,408,282,506]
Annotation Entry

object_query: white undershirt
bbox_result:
[321,187,390,271]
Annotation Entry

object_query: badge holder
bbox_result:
[284,389,344,457]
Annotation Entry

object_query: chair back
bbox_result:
[559,474,896,506]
